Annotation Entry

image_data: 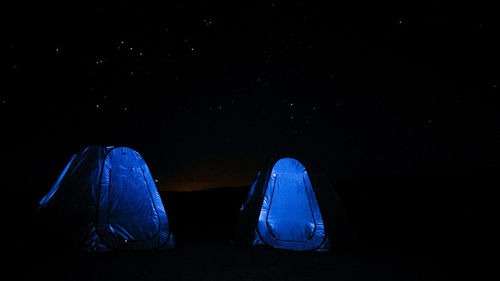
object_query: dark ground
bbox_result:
[6,169,496,280]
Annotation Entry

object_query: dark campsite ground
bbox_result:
[7,169,495,281]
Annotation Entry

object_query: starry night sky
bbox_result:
[2,1,498,191]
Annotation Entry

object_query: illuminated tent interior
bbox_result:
[234,157,352,251]
[37,145,174,251]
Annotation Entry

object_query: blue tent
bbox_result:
[234,157,352,251]
[37,146,174,251]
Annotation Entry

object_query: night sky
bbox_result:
[2,1,498,191]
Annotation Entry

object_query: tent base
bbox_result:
[251,230,331,252]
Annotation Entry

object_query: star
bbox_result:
[203,18,215,26]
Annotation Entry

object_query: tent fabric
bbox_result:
[37,146,174,251]
[234,157,352,252]
[39,154,77,207]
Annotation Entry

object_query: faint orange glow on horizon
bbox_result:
[156,152,266,191]
[159,180,250,192]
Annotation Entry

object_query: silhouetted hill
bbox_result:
[161,186,249,244]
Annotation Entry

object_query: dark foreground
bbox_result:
[7,169,495,280]
[17,241,434,281]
